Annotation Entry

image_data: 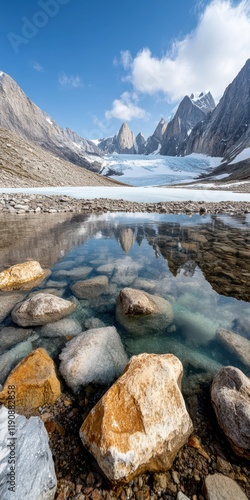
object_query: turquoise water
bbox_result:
[0,212,249,390]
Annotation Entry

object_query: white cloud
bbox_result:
[33,61,43,72]
[120,50,132,70]
[58,73,83,89]
[126,0,250,101]
[105,91,149,121]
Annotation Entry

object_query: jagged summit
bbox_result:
[185,59,250,159]
[0,70,103,172]
[160,92,215,156]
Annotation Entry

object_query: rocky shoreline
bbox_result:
[0,192,250,215]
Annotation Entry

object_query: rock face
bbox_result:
[0,348,61,416]
[211,366,250,459]
[204,473,248,500]
[0,71,103,172]
[59,326,128,392]
[116,288,174,335]
[99,123,137,154]
[71,275,109,299]
[144,118,168,155]
[0,261,46,291]
[161,92,215,156]
[135,132,146,154]
[11,293,76,327]
[216,328,250,370]
[80,353,193,484]
[185,59,250,159]
[0,405,57,500]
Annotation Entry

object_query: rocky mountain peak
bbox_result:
[184,59,250,159]
[116,122,136,154]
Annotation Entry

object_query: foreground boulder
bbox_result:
[204,473,248,500]
[211,366,250,459]
[71,275,109,299]
[59,326,128,392]
[11,293,76,326]
[0,260,47,291]
[216,328,250,370]
[0,348,61,416]
[80,353,193,484]
[0,405,57,499]
[116,288,174,335]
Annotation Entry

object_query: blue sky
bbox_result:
[1,0,250,140]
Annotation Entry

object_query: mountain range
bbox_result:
[0,59,250,187]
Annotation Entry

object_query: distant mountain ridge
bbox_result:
[97,92,215,156]
[0,71,103,172]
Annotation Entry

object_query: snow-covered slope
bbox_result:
[102,153,222,187]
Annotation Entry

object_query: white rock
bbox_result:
[59,326,128,392]
[0,406,57,500]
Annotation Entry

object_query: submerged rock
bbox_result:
[216,328,250,370]
[0,293,25,322]
[71,275,109,299]
[59,326,128,392]
[11,293,76,327]
[211,366,250,459]
[0,405,57,500]
[116,288,174,335]
[0,326,33,352]
[204,473,248,500]
[80,353,193,484]
[39,318,82,338]
[0,260,47,291]
[54,265,92,280]
[0,348,61,416]
[0,339,33,385]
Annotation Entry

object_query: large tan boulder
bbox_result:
[211,366,250,459]
[0,348,61,416]
[0,261,47,291]
[116,288,174,335]
[80,353,193,484]
[11,293,76,326]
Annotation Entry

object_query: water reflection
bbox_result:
[0,212,249,389]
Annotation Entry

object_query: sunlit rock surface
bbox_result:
[59,326,128,392]
[211,366,250,459]
[11,293,76,327]
[80,353,193,484]
[0,348,61,416]
[0,261,46,292]
[0,405,57,500]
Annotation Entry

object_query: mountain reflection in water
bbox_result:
[0,211,249,390]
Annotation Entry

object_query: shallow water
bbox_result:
[0,212,249,391]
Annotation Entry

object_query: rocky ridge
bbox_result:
[0,128,125,188]
[0,71,103,172]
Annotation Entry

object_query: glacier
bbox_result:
[102,153,222,187]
